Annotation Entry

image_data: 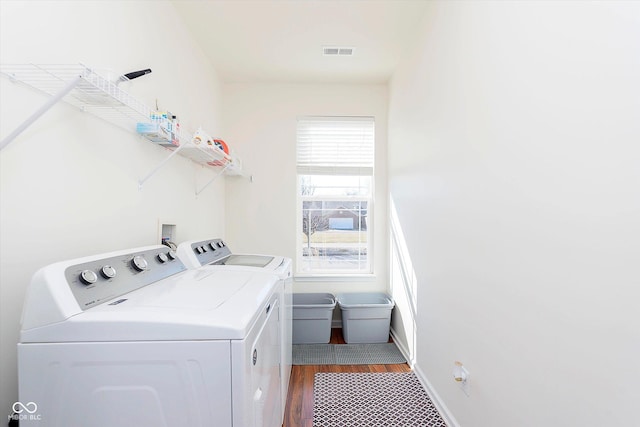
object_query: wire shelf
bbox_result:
[0,63,150,132]
[0,63,242,186]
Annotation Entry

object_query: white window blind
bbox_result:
[297,116,375,175]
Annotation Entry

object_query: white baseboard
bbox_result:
[389,326,413,367]
[389,327,460,427]
[412,363,461,427]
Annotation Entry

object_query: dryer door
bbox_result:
[18,340,232,427]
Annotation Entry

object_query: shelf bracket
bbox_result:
[1,74,83,151]
[138,143,186,189]
[195,162,231,196]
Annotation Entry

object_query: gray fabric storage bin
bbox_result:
[336,293,395,343]
[293,293,336,344]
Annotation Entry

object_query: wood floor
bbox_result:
[283,328,411,427]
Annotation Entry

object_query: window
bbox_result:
[296,117,375,275]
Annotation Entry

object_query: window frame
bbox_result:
[295,116,375,278]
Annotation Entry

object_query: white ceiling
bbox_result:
[172,0,429,84]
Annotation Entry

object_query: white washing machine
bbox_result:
[176,238,292,421]
[18,245,282,427]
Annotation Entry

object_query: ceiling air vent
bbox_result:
[323,46,355,56]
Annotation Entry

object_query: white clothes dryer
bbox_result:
[176,238,292,421]
[18,245,282,427]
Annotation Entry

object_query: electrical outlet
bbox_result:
[453,361,470,396]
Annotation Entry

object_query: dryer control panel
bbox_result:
[64,246,186,310]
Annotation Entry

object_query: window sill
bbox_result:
[294,273,377,282]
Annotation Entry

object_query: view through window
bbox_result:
[296,117,374,275]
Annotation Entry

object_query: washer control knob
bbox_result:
[131,255,148,272]
[209,242,217,251]
[100,265,117,279]
[217,241,224,248]
[79,269,98,285]
[167,250,177,260]
[195,247,204,254]
[157,252,169,263]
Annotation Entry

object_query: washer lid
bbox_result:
[220,254,274,268]
[209,255,292,280]
[20,269,279,343]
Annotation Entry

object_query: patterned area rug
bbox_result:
[313,372,447,427]
[293,343,407,365]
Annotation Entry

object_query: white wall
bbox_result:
[388,1,640,426]
[0,1,226,416]
[222,83,388,295]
